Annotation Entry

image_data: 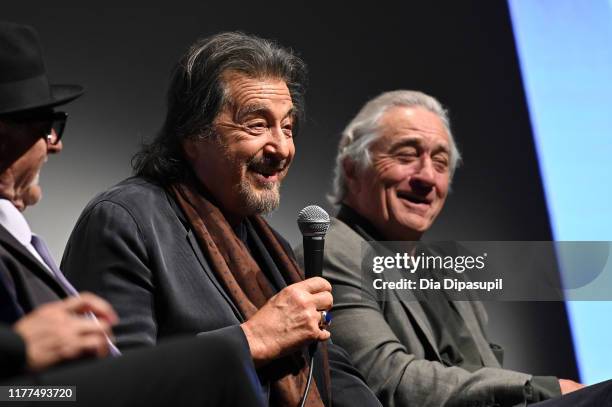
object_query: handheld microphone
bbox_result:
[297,205,330,279]
[297,205,331,407]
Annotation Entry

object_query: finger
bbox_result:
[311,291,333,311]
[34,299,70,317]
[317,329,331,341]
[299,277,332,294]
[71,317,113,338]
[75,334,110,359]
[62,293,119,324]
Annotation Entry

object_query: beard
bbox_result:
[236,155,288,215]
[237,178,280,215]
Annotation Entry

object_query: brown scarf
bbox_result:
[170,181,329,407]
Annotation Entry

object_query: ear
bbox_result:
[342,157,361,195]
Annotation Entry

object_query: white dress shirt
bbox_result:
[0,198,53,274]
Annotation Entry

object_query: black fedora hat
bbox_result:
[0,21,84,115]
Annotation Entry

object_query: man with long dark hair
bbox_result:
[62,31,380,407]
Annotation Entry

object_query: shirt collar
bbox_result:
[336,204,386,241]
[0,199,33,247]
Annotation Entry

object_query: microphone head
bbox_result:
[297,205,330,237]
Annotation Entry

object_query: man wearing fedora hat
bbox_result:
[0,21,266,407]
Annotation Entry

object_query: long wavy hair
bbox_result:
[132,31,308,184]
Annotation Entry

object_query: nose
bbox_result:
[47,139,63,154]
[410,156,436,192]
[264,125,292,160]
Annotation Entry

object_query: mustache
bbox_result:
[247,156,289,175]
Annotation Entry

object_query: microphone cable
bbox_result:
[299,353,315,407]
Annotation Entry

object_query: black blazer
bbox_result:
[0,324,26,380]
[0,225,68,323]
[61,176,381,407]
[0,224,70,379]
[0,215,266,407]
[1,320,268,407]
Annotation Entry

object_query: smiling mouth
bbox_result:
[255,168,278,177]
[247,156,288,183]
[249,169,282,185]
[396,191,431,206]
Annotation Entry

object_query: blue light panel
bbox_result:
[508,0,612,384]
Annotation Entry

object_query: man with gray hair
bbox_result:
[61,32,380,407]
[299,90,582,406]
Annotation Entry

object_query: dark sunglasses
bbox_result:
[0,110,68,144]
[44,112,68,145]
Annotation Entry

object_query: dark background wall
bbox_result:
[5,0,579,379]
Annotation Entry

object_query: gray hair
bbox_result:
[329,90,461,205]
[132,31,307,184]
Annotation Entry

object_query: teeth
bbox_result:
[253,170,276,178]
[251,169,277,177]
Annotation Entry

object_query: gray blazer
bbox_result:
[297,216,541,407]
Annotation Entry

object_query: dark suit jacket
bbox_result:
[0,325,27,380]
[61,176,380,407]
[0,224,70,379]
[1,322,266,407]
[0,225,68,323]
[0,208,265,406]
[534,380,612,407]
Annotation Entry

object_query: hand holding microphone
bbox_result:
[241,276,332,367]
[240,205,332,367]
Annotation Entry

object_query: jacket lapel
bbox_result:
[348,223,443,361]
[391,281,442,360]
[0,259,26,322]
[0,225,68,299]
[166,194,244,322]
[371,243,442,360]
